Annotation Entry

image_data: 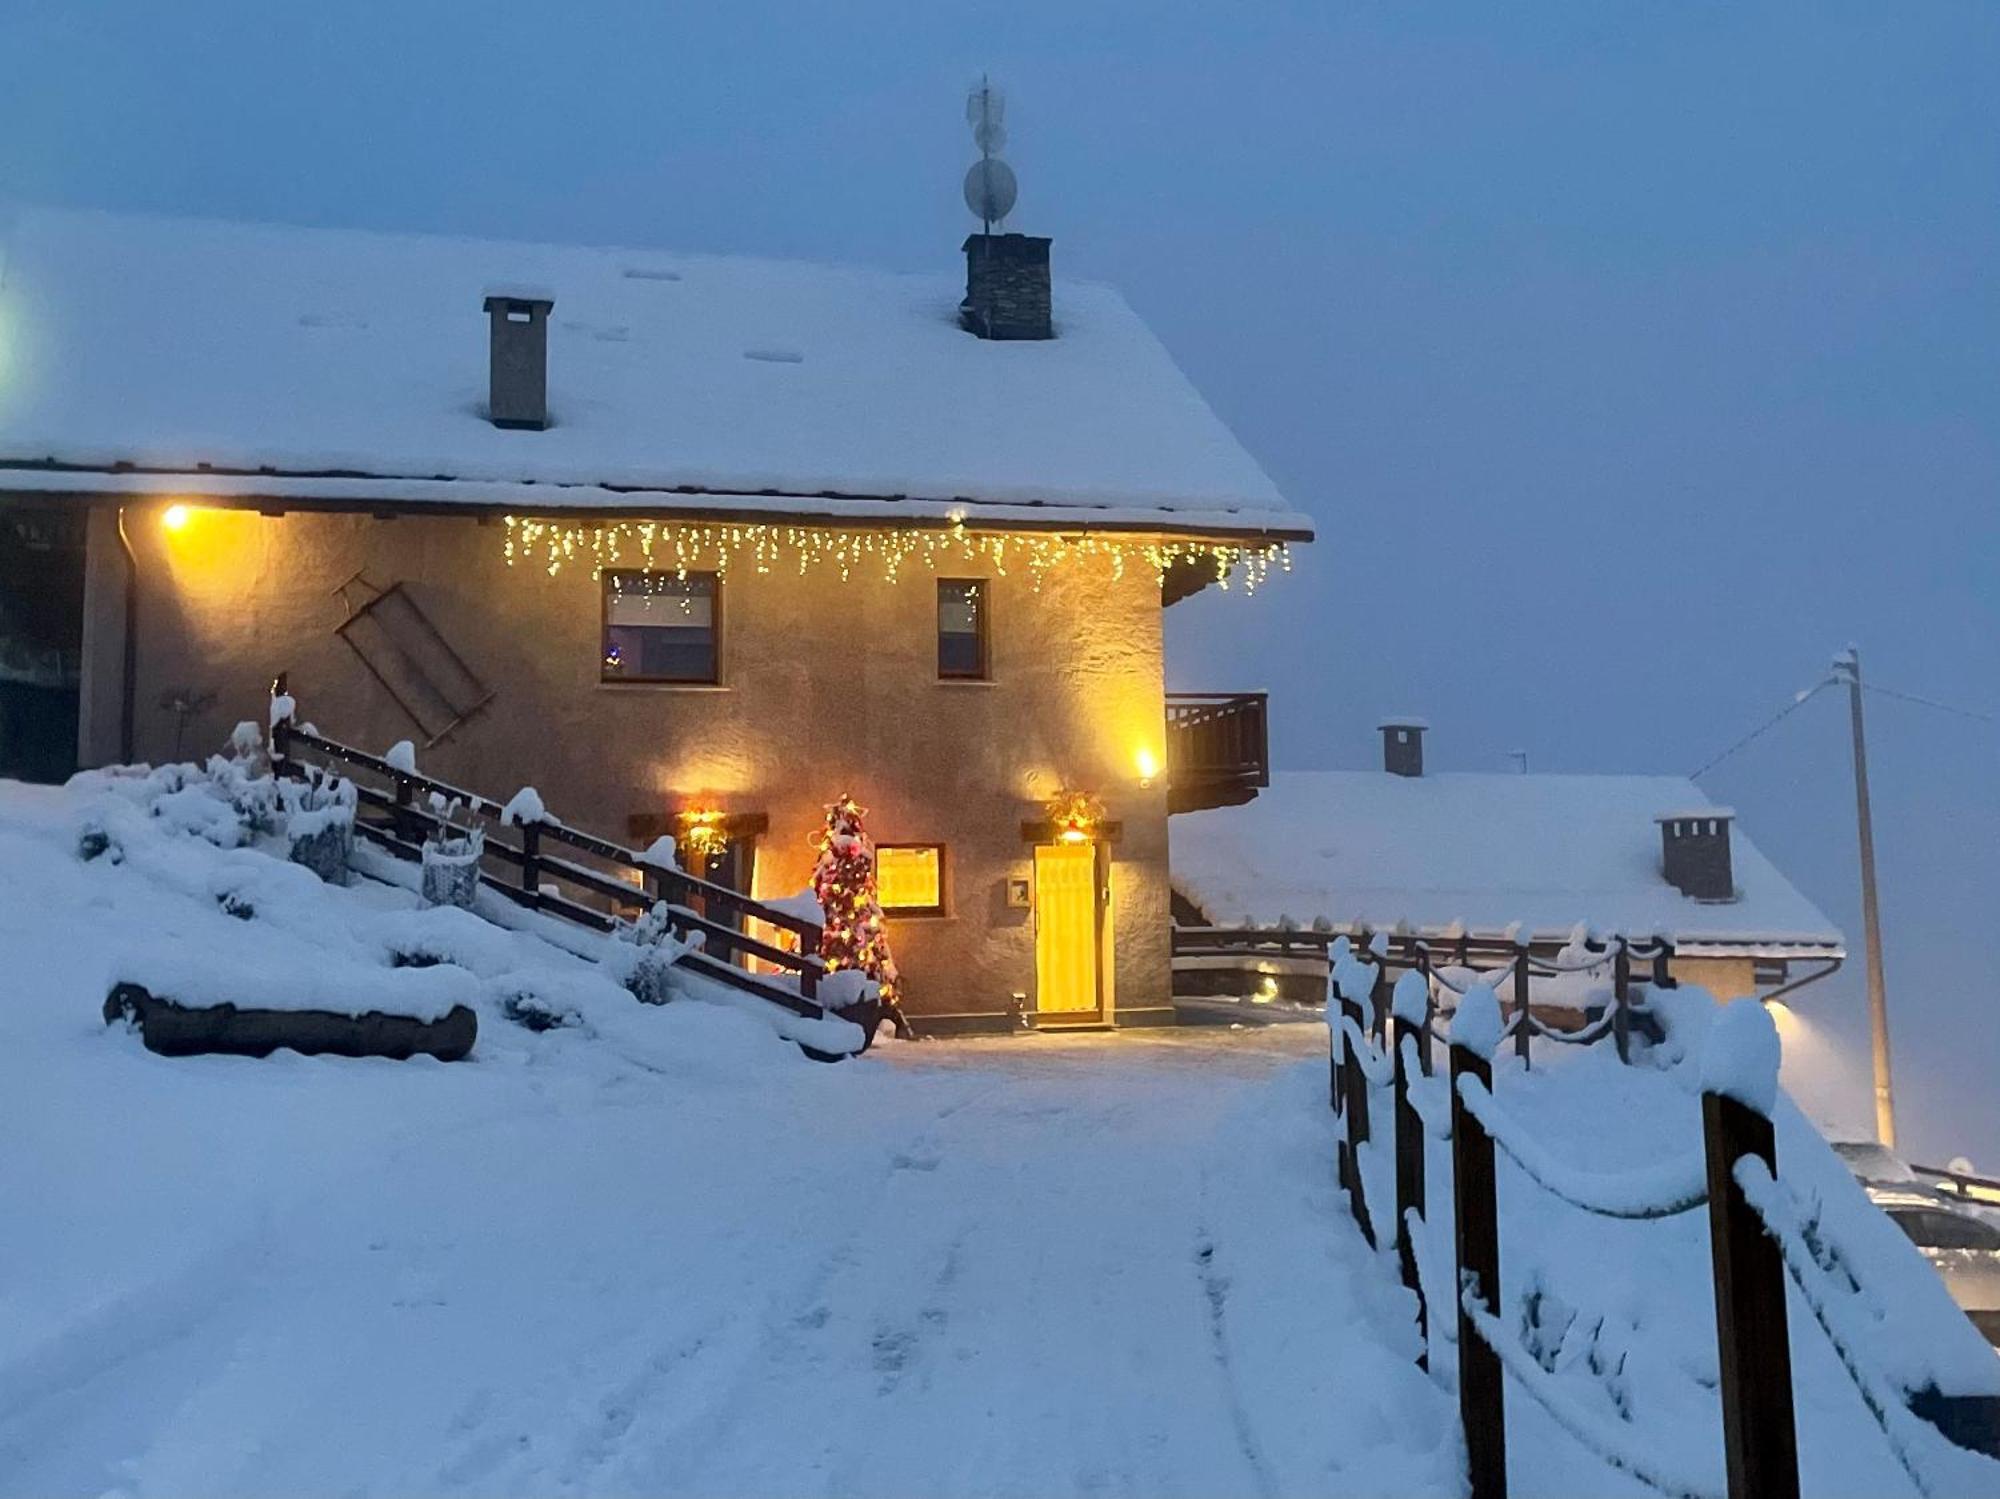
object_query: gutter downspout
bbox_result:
[114,506,138,764]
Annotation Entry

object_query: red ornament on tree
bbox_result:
[811,794,901,1008]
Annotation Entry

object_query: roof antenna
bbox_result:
[963,75,1017,236]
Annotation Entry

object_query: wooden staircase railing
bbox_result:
[267,676,835,1024]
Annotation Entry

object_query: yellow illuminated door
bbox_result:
[1034,842,1103,1016]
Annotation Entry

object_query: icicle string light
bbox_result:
[501,516,1290,594]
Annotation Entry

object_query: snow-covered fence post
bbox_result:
[1328,936,1350,1113]
[1337,951,1377,1250]
[1512,938,1532,1066]
[1369,940,1392,1041]
[517,821,542,909]
[1450,985,1507,1499]
[499,788,554,910]
[1612,939,1633,1063]
[1392,968,1431,1365]
[1700,1001,1798,1499]
[268,674,296,777]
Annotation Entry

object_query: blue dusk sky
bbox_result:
[2,2,1994,1158]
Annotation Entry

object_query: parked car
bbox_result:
[1868,1188,2000,1346]
[1831,1138,1921,1188]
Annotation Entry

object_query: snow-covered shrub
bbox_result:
[75,819,120,863]
[203,725,281,837]
[498,986,584,1033]
[278,767,356,885]
[616,901,699,1006]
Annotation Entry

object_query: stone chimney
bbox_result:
[1657,810,1736,901]
[961,233,1052,340]
[482,290,555,429]
[1379,718,1428,777]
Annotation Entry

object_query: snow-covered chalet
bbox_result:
[1172,721,1845,1006]
[0,204,1310,1034]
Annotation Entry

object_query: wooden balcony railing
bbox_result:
[1165,692,1269,812]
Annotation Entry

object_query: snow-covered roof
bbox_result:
[0,204,1309,537]
[1171,770,1844,955]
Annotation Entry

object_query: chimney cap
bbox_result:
[482,284,555,311]
[1377,716,1430,731]
[1655,808,1735,824]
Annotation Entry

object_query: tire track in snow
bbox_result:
[1195,1227,1279,1499]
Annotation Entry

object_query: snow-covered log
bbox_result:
[103,982,477,1062]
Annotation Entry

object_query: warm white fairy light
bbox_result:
[500,516,1290,594]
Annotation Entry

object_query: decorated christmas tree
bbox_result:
[811,794,901,1009]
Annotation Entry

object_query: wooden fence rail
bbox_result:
[1327,945,1801,1499]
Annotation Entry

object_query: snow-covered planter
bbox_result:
[420,796,484,910]
[421,831,483,909]
[278,768,356,885]
[819,967,883,1046]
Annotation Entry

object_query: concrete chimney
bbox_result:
[482,290,554,430]
[1656,810,1736,901]
[961,233,1052,340]
[1379,718,1428,777]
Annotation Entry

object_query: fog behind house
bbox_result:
[3,0,1992,1159]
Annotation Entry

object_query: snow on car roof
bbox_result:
[0,204,1309,536]
[1171,769,1844,952]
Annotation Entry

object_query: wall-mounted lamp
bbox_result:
[162,503,192,533]
[1048,788,1104,844]
[1135,747,1159,788]
[677,808,728,862]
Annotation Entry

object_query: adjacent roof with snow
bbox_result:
[1171,770,1843,955]
[0,204,1309,537]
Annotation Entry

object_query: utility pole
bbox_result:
[1834,648,1895,1149]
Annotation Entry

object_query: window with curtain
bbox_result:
[877,844,945,914]
[602,571,719,683]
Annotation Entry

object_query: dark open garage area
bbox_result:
[0,506,84,784]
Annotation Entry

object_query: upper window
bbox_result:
[603,571,719,683]
[877,844,945,915]
[937,579,988,680]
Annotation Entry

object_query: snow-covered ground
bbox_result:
[0,770,1453,1496]
[6,764,1997,1498]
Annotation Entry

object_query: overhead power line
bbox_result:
[1690,678,1834,781]
[1860,681,1995,726]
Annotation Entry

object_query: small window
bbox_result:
[937,579,988,680]
[603,571,719,683]
[877,844,945,915]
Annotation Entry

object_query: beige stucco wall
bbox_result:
[84,504,1175,1026]
[1668,956,1758,1001]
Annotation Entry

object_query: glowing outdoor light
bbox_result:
[1047,788,1103,844]
[676,808,728,862]
[1135,747,1159,787]
[161,504,192,532]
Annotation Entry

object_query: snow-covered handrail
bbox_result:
[1422,958,1516,997]
[1459,1287,1722,1499]
[1456,1075,1709,1219]
[1341,1015,1394,1088]
[1734,1157,2000,1497]
[1398,1034,1452,1140]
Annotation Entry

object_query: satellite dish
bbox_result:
[963,75,1018,231]
[963,158,1018,227]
